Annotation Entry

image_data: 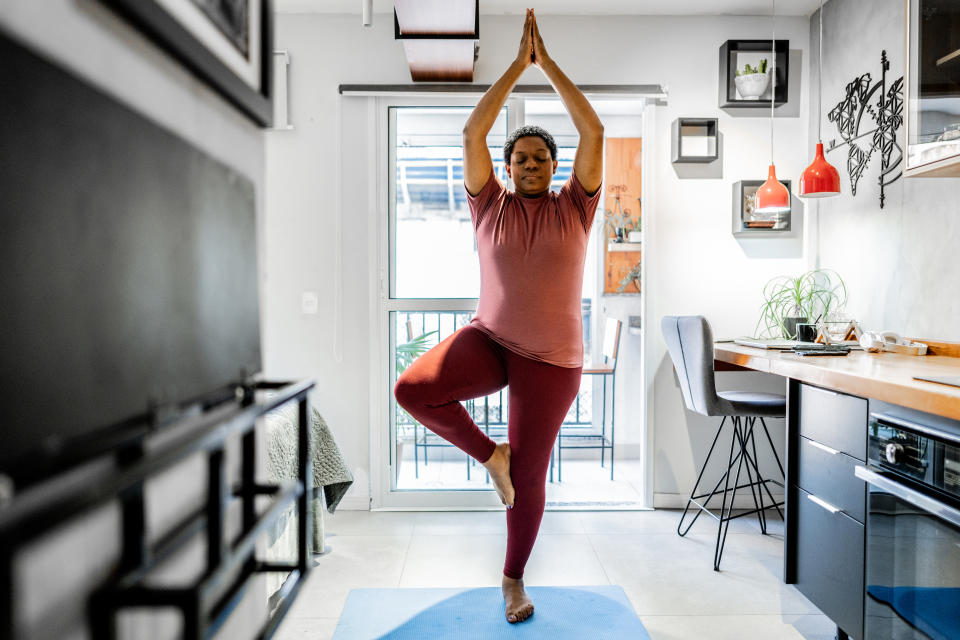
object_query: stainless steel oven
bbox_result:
[856,413,960,640]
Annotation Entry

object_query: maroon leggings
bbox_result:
[393,324,583,580]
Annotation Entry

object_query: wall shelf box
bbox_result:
[904,0,960,177]
[719,39,789,108]
[671,118,719,163]
[732,179,792,235]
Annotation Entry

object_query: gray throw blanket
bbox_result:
[264,401,353,550]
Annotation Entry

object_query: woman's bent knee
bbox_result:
[393,376,422,411]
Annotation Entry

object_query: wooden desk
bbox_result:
[712,340,960,640]
[713,342,960,420]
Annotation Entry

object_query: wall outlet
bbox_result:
[301,291,319,315]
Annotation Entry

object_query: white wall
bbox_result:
[809,0,960,341]
[1,1,267,637]
[266,11,811,509]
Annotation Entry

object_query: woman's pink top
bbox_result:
[465,168,602,368]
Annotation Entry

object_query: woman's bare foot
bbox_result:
[482,442,515,508]
[502,575,534,623]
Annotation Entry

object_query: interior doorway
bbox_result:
[375,94,648,510]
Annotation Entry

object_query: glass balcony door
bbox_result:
[376,97,519,509]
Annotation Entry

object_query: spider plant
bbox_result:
[754,269,847,339]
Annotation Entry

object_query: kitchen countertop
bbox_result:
[713,342,960,421]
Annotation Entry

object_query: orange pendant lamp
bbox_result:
[799,0,841,197]
[755,0,791,213]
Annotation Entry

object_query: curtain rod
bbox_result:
[338,83,667,98]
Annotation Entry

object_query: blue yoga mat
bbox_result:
[332,585,649,639]
[867,585,960,640]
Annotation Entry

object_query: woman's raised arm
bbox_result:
[462,10,534,196]
[530,11,604,194]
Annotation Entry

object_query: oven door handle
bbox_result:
[855,465,960,528]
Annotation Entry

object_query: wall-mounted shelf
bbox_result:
[607,242,643,252]
[732,179,792,235]
[719,39,789,108]
[672,118,719,163]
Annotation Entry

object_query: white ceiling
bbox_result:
[276,0,823,17]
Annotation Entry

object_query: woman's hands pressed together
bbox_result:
[530,10,550,68]
[516,9,534,67]
[517,9,551,69]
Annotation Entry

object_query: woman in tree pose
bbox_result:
[394,8,603,624]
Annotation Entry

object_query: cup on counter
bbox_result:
[783,316,806,340]
[796,322,818,342]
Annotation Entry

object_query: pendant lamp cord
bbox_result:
[770,0,776,165]
[818,0,823,143]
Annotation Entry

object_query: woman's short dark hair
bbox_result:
[503,125,557,164]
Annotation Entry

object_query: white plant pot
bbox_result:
[734,71,771,100]
[628,231,643,243]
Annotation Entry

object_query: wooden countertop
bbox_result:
[714,342,960,421]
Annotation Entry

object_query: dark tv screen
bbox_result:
[0,32,262,484]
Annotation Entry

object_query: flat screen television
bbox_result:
[0,32,262,487]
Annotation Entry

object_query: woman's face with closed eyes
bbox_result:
[505,136,558,197]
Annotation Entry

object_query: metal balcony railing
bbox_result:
[393,306,597,484]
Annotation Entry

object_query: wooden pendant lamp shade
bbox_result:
[394,0,479,82]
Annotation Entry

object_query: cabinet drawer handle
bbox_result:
[807,493,841,514]
[805,384,842,398]
[807,440,839,456]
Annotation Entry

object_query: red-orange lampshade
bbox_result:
[799,142,841,197]
[755,164,791,212]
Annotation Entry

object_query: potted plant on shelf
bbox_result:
[754,269,847,339]
[604,209,640,243]
[617,260,642,293]
[627,216,642,243]
[734,58,770,99]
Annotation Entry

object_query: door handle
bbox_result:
[856,465,960,528]
[806,493,841,514]
[807,440,839,455]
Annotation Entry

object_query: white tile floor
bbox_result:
[273,508,838,640]
[397,455,648,507]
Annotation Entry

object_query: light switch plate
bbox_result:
[301,291,319,314]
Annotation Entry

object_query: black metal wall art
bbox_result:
[826,50,903,208]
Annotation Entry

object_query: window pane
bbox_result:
[391,309,595,491]
[392,107,507,299]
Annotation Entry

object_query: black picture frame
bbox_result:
[102,0,273,127]
[732,179,792,235]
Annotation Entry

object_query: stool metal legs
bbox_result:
[677,415,785,571]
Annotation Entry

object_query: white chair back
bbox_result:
[602,317,622,364]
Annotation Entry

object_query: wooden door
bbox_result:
[603,138,642,294]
